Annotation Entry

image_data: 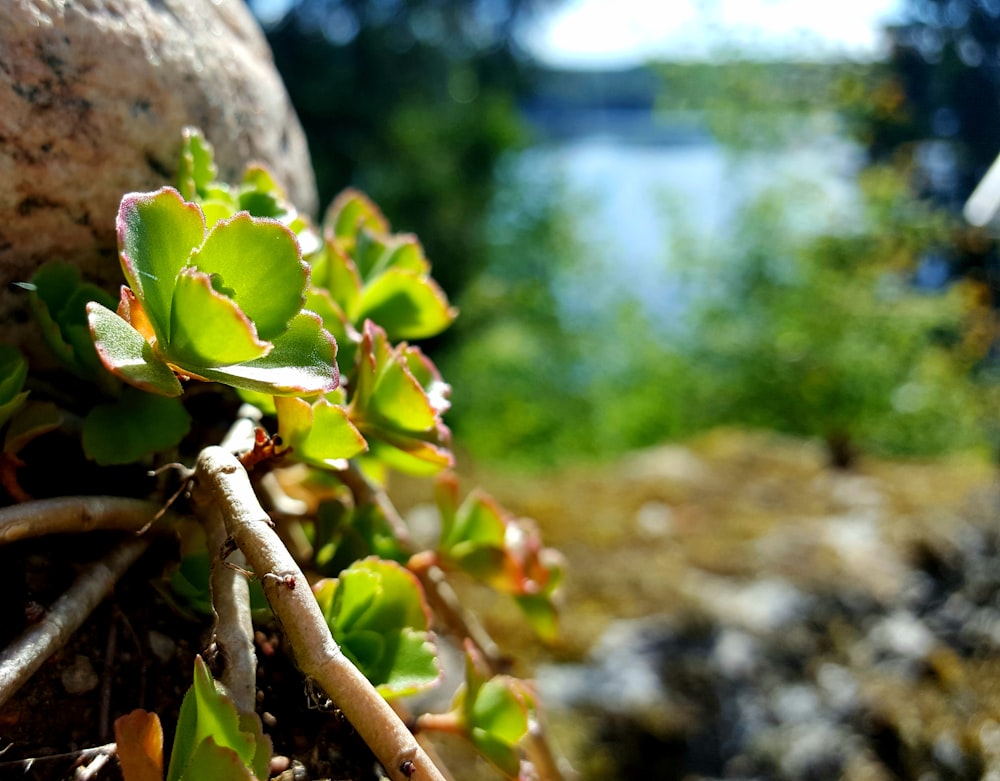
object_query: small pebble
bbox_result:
[61,655,99,695]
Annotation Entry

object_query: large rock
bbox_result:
[0,0,317,359]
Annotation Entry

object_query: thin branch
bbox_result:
[0,496,170,543]
[190,446,447,781]
[336,462,412,548]
[409,556,506,672]
[205,413,260,715]
[0,537,150,708]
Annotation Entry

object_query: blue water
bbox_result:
[512,124,865,329]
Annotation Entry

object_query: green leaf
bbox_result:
[4,401,62,455]
[349,322,453,475]
[82,387,191,465]
[314,558,439,698]
[179,738,256,781]
[87,302,183,396]
[169,268,270,368]
[117,188,206,344]
[313,500,409,576]
[275,396,367,470]
[514,594,560,644]
[354,233,430,280]
[451,645,532,778]
[324,189,389,249]
[178,127,218,201]
[23,262,116,378]
[310,244,362,314]
[305,288,359,374]
[0,346,28,423]
[356,269,456,341]
[192,311,338,396]
[473,678,530,745]
[166,656,270,781]
[357,326,436,431]
[188,212,307,341]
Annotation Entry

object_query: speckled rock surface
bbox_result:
[0,0,317,359]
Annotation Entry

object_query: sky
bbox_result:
[521,0,905,67]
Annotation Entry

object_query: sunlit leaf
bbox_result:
[314,558,439,698]
[189,213,307,341]
[305,287,359,373]
[166,656,270,781]
[450,643,532,778]
[177,126,218,201]
[114,710,164,781]
[356,269,456,341]
[169,269,270,368]
[86,302,183,396]
[324,189,389,250]
[275,396,367,470]
[82,388,191,465]
[311,243,362,314]
[179,738,256,781]
[192,311,338,396]
[117,188,206,343]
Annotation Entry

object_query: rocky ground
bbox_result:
[443,429,1000,781]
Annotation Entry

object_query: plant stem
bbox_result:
[0,537,150,708]
[0,496,167,543]
[190,446,446,781]
[206,413,261,715]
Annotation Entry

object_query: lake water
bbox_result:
[512,120,866,328]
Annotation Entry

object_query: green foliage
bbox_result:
[313,498,409,576]
[434,474,563,641]
[347,321,453,476]
[19,262,116,383]
[82,388,191,466]
[449,642,534,778]
[666,169,994,458]
[314,558,440,698]
[10,125,560,780]
[262,1,535,299]
[87,187,337,398]
[166,656,271,781]
[0,347,29,429]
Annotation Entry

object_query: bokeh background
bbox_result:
[246,3,1000,778]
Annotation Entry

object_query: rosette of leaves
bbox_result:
[177,127,320,256]
[0,346,62,498]
[447,642,535,778]
[274,390,367,471]
[115,656,270,781]
[16,263,191,466]
[346,321,453,476]
[86,187,338,398]
[434,475,563,641]
[313,557,440,699]
[306,189,456,372]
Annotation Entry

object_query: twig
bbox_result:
[336,462,413,548]
[0,743,118,773]
[190,446,446,781]
[409,556,506,672]
[0,537,150,708]
[0,496,170,543]
[205,408,263,715]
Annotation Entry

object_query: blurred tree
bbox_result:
[670,167,997,465]
[253,0,553,300]
[865,0,1000,208]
